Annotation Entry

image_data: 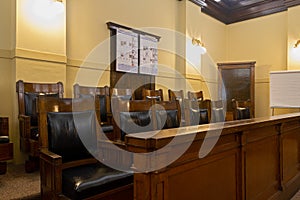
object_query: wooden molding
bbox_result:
[202,0,300,24]
[13,48,67,64]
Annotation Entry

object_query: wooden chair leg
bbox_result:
[0,162,7,175]
[25,156,39,173]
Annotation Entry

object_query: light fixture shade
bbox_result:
[294,40,300,48]
[52,0,64,15]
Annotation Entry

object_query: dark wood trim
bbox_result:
[107,22,160,41]
[202,0,300,24]
[126,113,300,199]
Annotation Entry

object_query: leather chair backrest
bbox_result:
[156,110,180,129]
[79,94,108,123]
[236,107,250,120]
[188,91,203,101]
[25,93,59,126]
[211,108,225,123]
[189,108,209,125]
[47,111,96,163]
[119,111,152,140]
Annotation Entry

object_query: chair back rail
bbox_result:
[16,80,64,115]
[187,90,203,101]
[168,89,184,101]
[38,96,99,150]
[113,99,180,140]
[142,88,164,101]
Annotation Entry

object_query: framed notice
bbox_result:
[139,34,158,75]
[116,28,138,73]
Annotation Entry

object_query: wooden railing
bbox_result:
[124,113,300,200]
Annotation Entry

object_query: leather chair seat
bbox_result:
[62,163,133,200]
[0,136,9,144]
[120,111,152,140]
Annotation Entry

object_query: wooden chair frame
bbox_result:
[187,90,203,101]
[142,88,164,101]
[184,99,211,126]
[110,88,135,100]
[38,96,133,199]
[232,99,252,120]
[16,80,63,172]
[73,84,111,125]
[168,89,184,101]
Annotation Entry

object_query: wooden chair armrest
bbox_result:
[40,148,63,198]
[18,114,30,119]
[40,148,62,164]
[18,115,31,139]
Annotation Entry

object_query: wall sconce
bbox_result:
[294,40,300,48]
[192,37,207,54]
[52,0,64,15]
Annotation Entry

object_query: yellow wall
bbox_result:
[1,0,67,164]
[0,0,17,162]
[287,6,300,70]
[66,0,181,97]
[66,0,227,100]
[185,2,226,100]
[227,12,288,117]
[17,0,66,55]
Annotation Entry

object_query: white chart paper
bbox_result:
[139,34,158,75]
[116,28,138,73]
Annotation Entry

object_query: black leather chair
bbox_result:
[232,99,252,120]
[168,89,186,125]
[154,100,181,130]
[16,80,63,172]
[184,99,210,126]
[73,84,114,139]
[38,97,133,200]
[114,99,181,141]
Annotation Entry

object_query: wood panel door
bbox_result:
[217,61,255,121]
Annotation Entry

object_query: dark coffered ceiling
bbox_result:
[190,0,300,24]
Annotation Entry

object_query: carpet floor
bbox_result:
[0,164,40,200]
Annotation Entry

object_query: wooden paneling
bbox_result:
[168,150,239,200]
[245,134,279,199]
[281,120,300,189]
[126,113,300,200]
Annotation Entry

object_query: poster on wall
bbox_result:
[116,28,138,73]
[139,34,158,75]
